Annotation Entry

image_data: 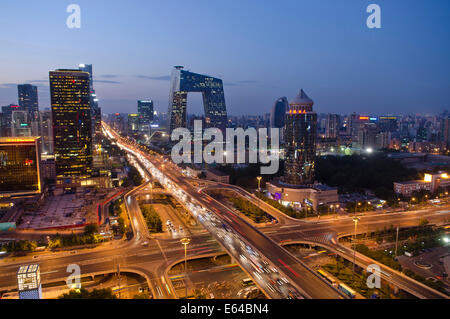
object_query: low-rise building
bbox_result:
[266,180,338,211]
[394,172,450,196]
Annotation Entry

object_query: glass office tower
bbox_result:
[270,97,288,128]
[168,66,227,133]
[18,84,39,121]
[284,89,317,185]
[137,100,154,132]
[79,64,102,144]
[49,69,92,180]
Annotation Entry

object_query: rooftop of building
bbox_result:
[394,180,429,185]
[268,179,337,192]
[0,136,40,143]
[289,89,314,106]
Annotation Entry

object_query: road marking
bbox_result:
[165,283,172,295]
[278,258,300,278]
[156,239,169,264]
[280,225,298,229]
[156,286,163,297]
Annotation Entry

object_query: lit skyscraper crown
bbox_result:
[288,89,314,113]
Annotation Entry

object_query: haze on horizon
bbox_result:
[0,0,449,116]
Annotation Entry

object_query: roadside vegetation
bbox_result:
[355,243,447,294]
[1,224,105,253]
[322,257,408,299]
[109,198,128,237]
[139,204,163,233]
[253,192,315,219]
[227,196,272,223]
[47,224,105,249]
[58,288,117,299]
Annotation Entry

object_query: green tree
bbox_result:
[59,288,117,299]
[84,223,99,235]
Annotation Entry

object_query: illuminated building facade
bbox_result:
[50,69,92,180]
[284,89,317,185]
[137,100,154,132]
[1,104,23,137]
[79,64,102,145]
[17,264,42,299]
[394,172,450,196]
[325,114,341,139]
[128,113,140,135]
[18,84,39,121]
[168,66,227,133]
[39,110,54,154]
[11,110,32,137]
[0,137,42,196]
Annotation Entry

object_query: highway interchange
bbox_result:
[0,122,449,299]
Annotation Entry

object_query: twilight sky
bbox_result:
[0,0,449,116]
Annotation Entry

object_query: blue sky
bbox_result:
[0,0,449,116]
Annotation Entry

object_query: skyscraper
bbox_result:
[39,110,54,154]
[284,89,317,185]
[137,100,154,132]
[49,69,92,180]
[1,104,23,137]
[168,66,227,133]
[11,110,31,137]
[325,114,341,138]
[270,97,288,128]
[79,64,101,144]
[128,113,140,135]
[17,84,39,121]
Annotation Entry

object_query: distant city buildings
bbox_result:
[17,84,39,121]
[325,114,340,139]
[127,113,140,136]
[49,69,93,182]
[168,66,227,133]
[137,100,154,133]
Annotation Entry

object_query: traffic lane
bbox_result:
[165,172,342,298]
[205,199,343,299]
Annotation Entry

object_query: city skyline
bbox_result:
[1,1,450,304]
[0,0,449,116]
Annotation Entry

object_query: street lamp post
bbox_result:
[352,216,360,279]
[180,237,191,298]
[257,176,262,192]
[355,202,361,217]
[394,225,399,258]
